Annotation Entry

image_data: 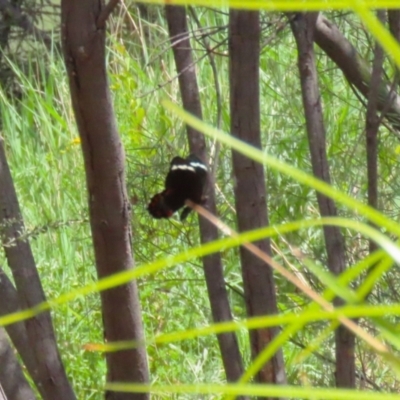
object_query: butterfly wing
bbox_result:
[148,154,208,219]
[185,154,208,204]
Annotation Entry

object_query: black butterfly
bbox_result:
[147,154,208,220]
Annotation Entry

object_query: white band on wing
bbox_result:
[189,162,208,171]
[171,165,196,172]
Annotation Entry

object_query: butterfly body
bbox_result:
[148,154,207,220]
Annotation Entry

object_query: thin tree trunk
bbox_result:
[0,138,76,400]
[165,5,246,388]
[61,2,149,399]
[365,10,385,253]
[290,12,355,388]
[0,327,36,400]
[229,9,287,390]
[0,267,42,398]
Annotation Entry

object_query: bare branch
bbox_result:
[97,0,120,29]
[314,14,400,134]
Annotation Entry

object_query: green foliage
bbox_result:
[2,2,400,399]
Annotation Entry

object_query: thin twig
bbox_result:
[146,25,225,67]
[137,38,227,98]
[1,218,87,248]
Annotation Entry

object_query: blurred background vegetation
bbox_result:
[1,1,400,398]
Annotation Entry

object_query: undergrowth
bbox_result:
[1,4,400,398]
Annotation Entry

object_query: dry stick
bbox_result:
[187,200,388,355]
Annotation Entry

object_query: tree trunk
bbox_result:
[0,327,37,400]
[165,5,246,388]
[365,10,385,254]
[61,2,149,399]
[0,267,42,398]
[290,12,355,388]
[0,138,76,400]
[229,9,287,391]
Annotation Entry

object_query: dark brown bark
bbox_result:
[366,10,385,253]
[165,5,246,387]
[97,0,120,29]
[0,327,37,400]
[229,9,286,390]
[61,2,149,399]
[187,6,224,178]
[0,267,43,397]
[314,14,400,134]
[388,10,400,43]
[290,13,355,388]
[0,138,76,399]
